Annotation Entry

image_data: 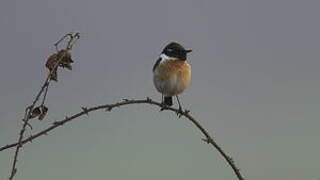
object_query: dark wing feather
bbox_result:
[152,57,161,72]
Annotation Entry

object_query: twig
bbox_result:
[54,33,72,52]
[40,82,49,106]
[2,98,244,180]
[8,32,80,180]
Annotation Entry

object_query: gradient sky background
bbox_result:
[1,0,320,179]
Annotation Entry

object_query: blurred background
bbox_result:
[1,0,320,179]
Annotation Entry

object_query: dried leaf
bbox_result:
[46,53,59,81]
[29,107,41,119]
[45,53,58,71]
[38,106,48,120]
[45,50,74,82]
[57,50,73,71]
[60,63,72,70]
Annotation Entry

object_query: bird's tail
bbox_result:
[164,96,173,106]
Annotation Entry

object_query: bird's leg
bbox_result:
[162,94,164,104]
[160,93,168,111]
[175,95,184,117]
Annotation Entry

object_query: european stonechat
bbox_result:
[153,42,192,113]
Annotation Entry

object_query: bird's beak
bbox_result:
[185,49,192,53]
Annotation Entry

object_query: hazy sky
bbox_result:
[1,0,320,179]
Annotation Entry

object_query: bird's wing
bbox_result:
[152,57,161,72]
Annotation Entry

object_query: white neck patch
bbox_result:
[159,53,177,64]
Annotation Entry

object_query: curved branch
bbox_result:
[1,98,244,180]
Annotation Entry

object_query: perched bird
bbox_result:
[153,42,192,113]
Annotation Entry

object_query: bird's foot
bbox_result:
[160,103,169,112]
[176,107,184,118]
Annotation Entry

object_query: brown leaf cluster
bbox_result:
[45,50,74,82]
[28,105,48,120]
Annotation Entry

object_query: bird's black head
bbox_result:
[162,42,192,61]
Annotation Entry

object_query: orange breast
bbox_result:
[154,60,191,96]
[156,60,190,79]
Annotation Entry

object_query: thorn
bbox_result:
[184,109,190,114]
[53,121,63,126]
[201,138,213,144]
[105,106,113,112]
[159,105,169,112]
[176,108,184,118]
[227,156,235,163]
[146,97,151,102]
[122,98,129,102]
[12,168,17,176]
[81,107,89,116]
[201,138,208,143]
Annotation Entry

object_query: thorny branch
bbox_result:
[8,33,80,180]
[3,32,244,180]
[2,98,244,180]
